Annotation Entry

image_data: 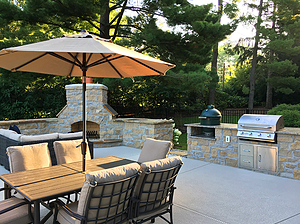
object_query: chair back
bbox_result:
[53,139,91,165]
[132,156,182,219]
[137,138,173,163]
[6,143,52,172]
[77,163,140,224]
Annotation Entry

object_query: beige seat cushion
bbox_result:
[0,197,32,224]
[137,138,173,163]
[7,143,52,173]
[53,139,91,165]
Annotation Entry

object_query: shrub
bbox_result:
[267,104,300,127]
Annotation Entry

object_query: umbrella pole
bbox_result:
[82,54,87,172]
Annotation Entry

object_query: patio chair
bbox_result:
[0,186,33,224]
[53,139,91,165]
[52,162,141,224]
[6,143,53,223]
[137,138,173,163]
[131,156,183,224]
[6,142,52,173]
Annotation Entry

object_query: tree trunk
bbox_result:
[208,45,218,105]
[100,1,110,39]
[248,0,263,110]
[266,2,276,109]
[208,0,222,105]
[266,69,273,108]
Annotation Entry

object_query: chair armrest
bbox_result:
[52,199,85,222]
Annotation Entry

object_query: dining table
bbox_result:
[0,156,135,224]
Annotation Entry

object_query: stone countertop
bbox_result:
[113,118,174,124]
[185,123,238,129]
[185,123,300,135]
[276,127,300,135]
[0,118,58,125]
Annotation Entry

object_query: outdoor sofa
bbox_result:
[0,129,93,171]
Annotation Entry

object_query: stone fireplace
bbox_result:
[56,84,119,140]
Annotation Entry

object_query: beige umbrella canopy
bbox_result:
[0,30,175,171]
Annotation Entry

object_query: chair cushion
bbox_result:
[137,138,173,163]
[53,139,91,165]
[0,197,32,224]
[77,163,140,218]
[57,201,78,224]
[140,156,182,172]
[58,131,83,139]
[7,143,52,173]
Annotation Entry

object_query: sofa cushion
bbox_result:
[0,129,22,141]
[6,143,52,173]
[53,139,91,165]
[58,131,83,139]
[20,133,59,142]
[137,138,173,163]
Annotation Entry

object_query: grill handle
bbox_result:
[199,117,207,119]
[240,124,272,129]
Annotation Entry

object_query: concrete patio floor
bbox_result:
[1,146,300,223]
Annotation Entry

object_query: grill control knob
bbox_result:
[267,134,271,138]
[241,132,244,135]
[258,133,262,137]
[249,133,252,136]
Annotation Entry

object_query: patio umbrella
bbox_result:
[0,30,175,172]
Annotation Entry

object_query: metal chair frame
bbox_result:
[52,172,140,224]
[131,162,182,224]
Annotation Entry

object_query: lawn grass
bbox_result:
[174,133,187,151]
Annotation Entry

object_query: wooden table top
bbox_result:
[0,156,135,201]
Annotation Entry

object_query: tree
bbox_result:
[0,0,236,119]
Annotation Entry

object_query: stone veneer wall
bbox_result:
[277,130,300,180]
[113,118,174,149]
[0,118,58,135]
[187,124,239,167]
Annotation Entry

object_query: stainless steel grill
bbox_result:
[237,114,284,142]
[237,114,284,174]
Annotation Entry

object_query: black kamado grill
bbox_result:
[199,105,222,137]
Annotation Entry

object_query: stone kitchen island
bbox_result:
[186,123,300,180]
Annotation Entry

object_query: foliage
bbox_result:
[173,123,182,146]
[267,104,300,127]
[0,0,236,120]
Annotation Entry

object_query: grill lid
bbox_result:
[238,114,284,131]
[237,114,284,142]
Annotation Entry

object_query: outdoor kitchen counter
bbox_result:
[186,122,300,180]
[276,127,300,135]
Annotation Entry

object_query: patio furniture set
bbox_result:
[0,137,182,224]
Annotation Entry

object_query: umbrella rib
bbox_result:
[68,53,83,67]
[100,53,124,78]
[12,52,48,71]
[68,53,79,77]
[128,57,164,75]
[48,52,81,68]
[87,54,114,68]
